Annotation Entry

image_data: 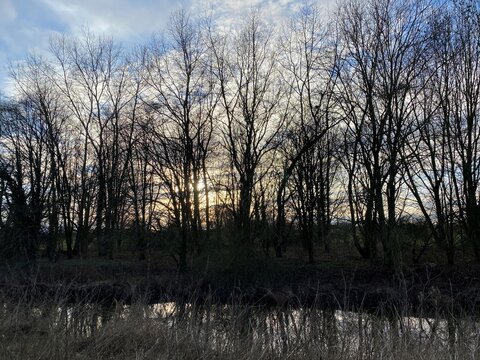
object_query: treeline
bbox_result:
[1,0,479,268]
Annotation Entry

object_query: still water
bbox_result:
[38,301,479,357]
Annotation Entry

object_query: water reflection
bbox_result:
[23,301,480,357]
[144,303,479,356]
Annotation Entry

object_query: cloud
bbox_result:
[0,0,74,92]
[40,0,191,42]
[0,0,16,23]
[0,0,337,93]
[191,0,336,28]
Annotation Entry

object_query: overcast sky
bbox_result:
[0,0,335,94]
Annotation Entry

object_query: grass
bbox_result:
[0,285,479,360]
[0,241,479,359]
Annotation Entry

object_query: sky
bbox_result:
[0,0,335,94]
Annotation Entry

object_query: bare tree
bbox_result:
[9,54,77,259]
[210,11,285,247]
[0,99,50,262]
[336,0,432,266]
[441,0,480,261]
[403,8,457,264]
[273,4,339,261]
[50,31,135,258]
[145,10,217,268]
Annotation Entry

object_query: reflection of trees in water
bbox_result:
[15,301,478,357]
[147,303,476,355]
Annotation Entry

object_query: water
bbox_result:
[16,301,480,357]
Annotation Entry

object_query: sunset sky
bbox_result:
[0,0,335,93]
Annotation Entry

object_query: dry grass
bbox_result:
[0,289,478,360]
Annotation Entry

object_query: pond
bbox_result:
[18,301,479,358]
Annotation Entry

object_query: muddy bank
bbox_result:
[1,263,480,316]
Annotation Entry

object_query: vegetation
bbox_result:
[3,1,480,357]
[1,287,479,360]
[2,0,480,270]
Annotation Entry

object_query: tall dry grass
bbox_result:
[0,285,479,360]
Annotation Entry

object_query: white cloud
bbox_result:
[41,0,336,40]
[0,0,17,23]
[0,0,338,93]
[190,0,336,30]
[40,0,189,41]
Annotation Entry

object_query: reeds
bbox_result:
[0,283,478,360]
